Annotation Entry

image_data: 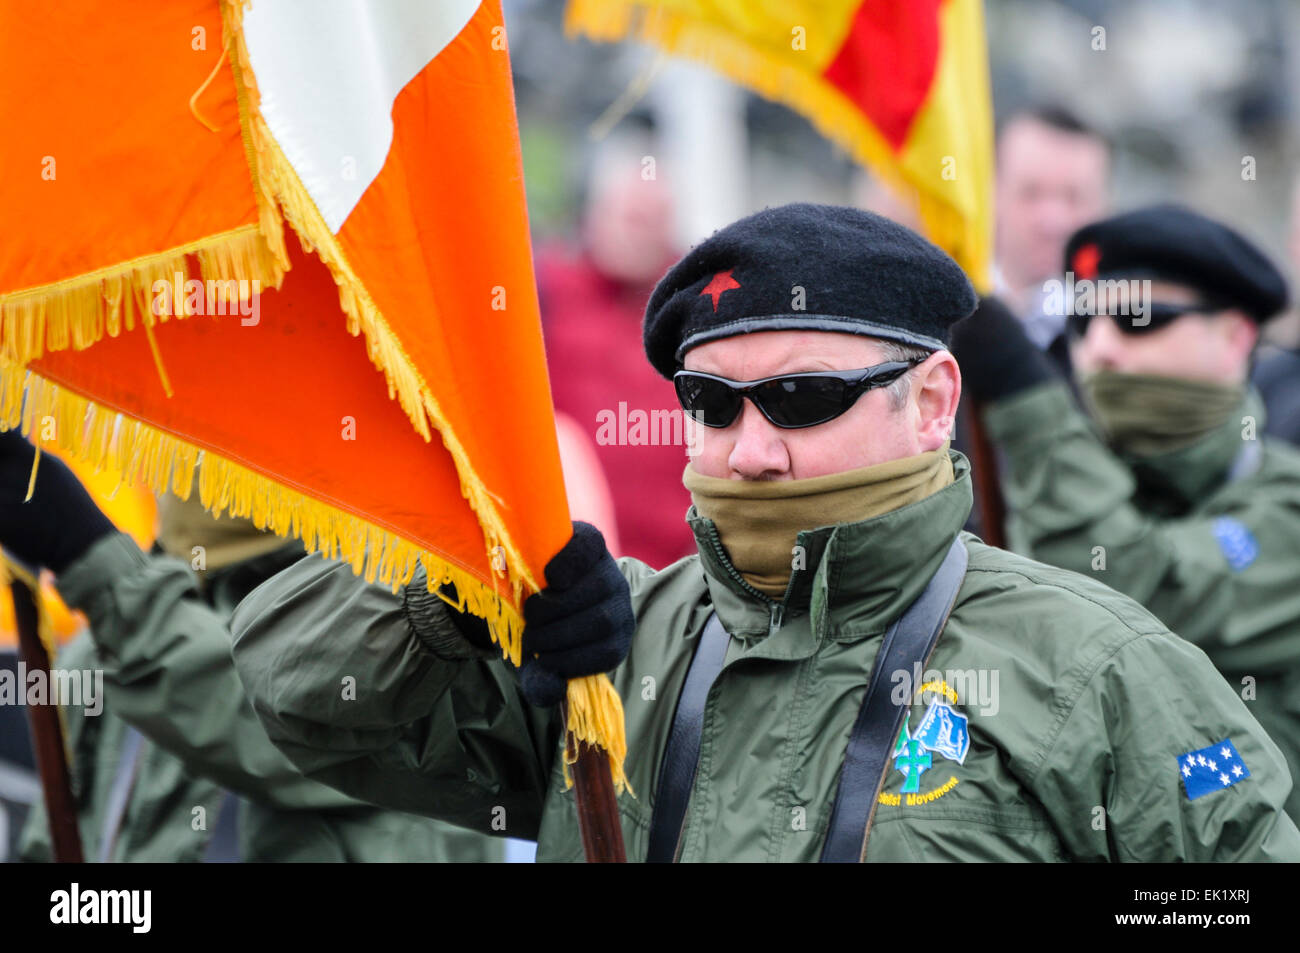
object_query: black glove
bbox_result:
[949,296,1057,403]
[0,430,117,573]
[511,521,635,707]
[441,522,634,705]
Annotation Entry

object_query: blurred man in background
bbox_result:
[1250,175,1300,446]
[859,105,1112,538]
[954,204,1300,821]
[995,104,1111,367]
[537,127,694,569]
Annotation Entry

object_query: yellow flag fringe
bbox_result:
[564,1,905,189]
[221,0,540,606]
[5,362,631,792]
[563,674,632,795]
[223,2,631,792]
[230,0,634,790]
[0,0,632,796]
[563,0,978,283]
[0,364,530,648]
[0,225,285,370]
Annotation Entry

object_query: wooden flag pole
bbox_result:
[9,575,83,862]
[965,401,1006,549]
[561,699,626,863]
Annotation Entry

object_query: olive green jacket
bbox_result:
[21,533,502,862]
[231,453,1300,861]
[986,382,1300,821]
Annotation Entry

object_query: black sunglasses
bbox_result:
[1066,301,1225,338]
[673,359,926,430]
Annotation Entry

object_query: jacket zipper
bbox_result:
[689,521,807,859]
[701,522,796,639]
[768,537,806,637]
[768,601,785,639]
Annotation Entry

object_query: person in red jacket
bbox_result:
[537,145,693,568]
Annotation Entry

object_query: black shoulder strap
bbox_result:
[820,537,969,862]
[646,612,730,863]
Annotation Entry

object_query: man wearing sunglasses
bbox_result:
[230,203,1299,861]
[954,203,1300,823]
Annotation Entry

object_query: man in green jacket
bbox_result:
[231,203,1300,861]
[952,203,1300,823]
[0,444,503,862]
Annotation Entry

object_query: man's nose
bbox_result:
[727,399,790,479]
[1079,315,1127,371]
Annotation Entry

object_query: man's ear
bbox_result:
[1219,310,1259,377]
[912,350,961,451]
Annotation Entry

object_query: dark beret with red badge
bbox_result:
[1063,204,1289,323]
[642,202,979,379]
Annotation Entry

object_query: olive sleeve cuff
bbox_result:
[983,380,1092,458]
[401,564,501,662]
[53,530,150,611]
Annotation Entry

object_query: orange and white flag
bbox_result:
[1,0,627,784]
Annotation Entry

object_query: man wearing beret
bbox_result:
[231,203,1300,861]
[953,203,1300,823]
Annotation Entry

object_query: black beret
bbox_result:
[1063,204,1289,322]
[642,202,978,379]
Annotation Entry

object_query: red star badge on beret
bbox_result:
[1072,243,1101,281]
[699,269,741,312]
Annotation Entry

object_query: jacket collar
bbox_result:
[686,451,974,658]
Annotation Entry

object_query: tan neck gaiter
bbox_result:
[156,486,290,573]
[683,445,955,598]
[1080,370,1245,457]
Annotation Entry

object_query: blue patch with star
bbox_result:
[1212,517,1258,572]
[1177,739,1250,800]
